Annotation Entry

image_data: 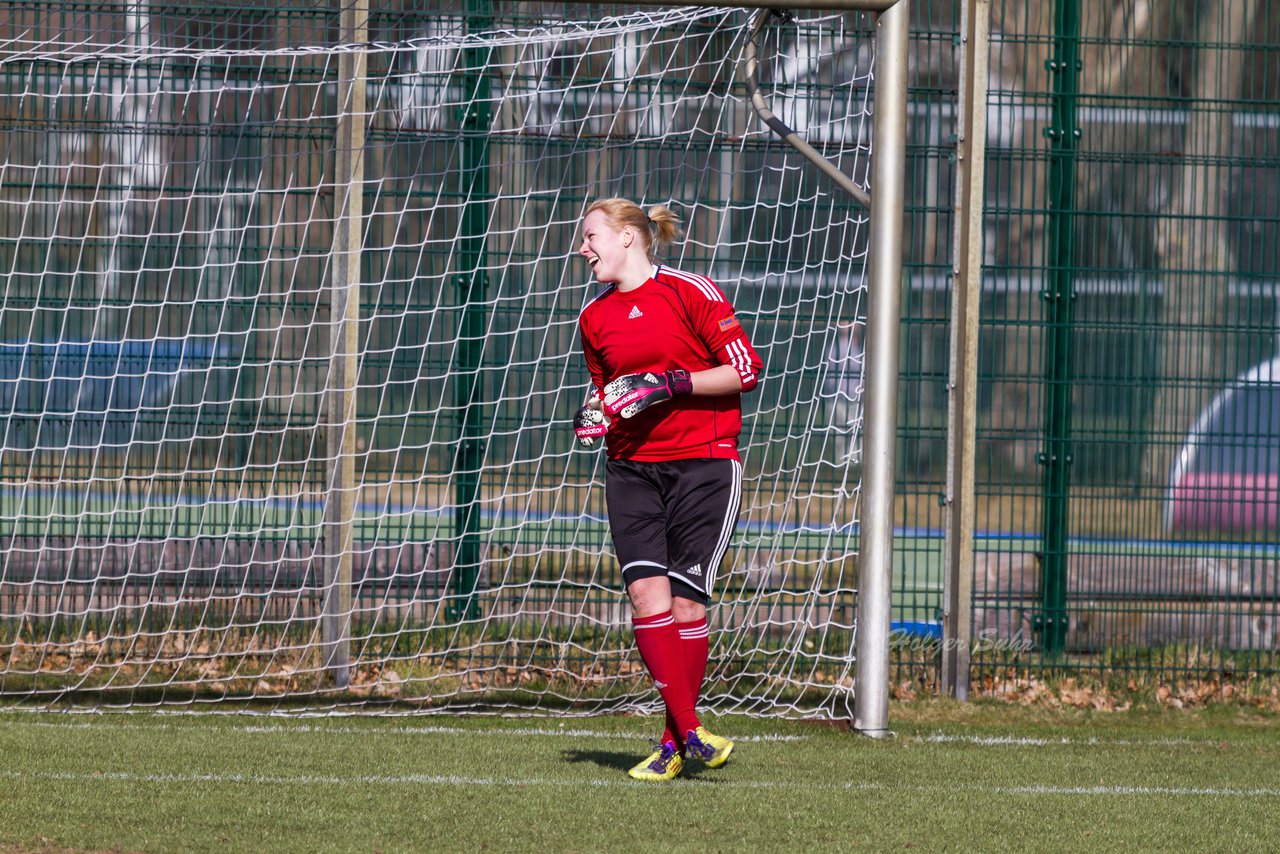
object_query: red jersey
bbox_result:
[578,264,764,462]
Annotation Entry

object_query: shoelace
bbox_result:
[685,731,710,759]
[648,739,678,768]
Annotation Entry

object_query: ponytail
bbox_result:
[645,205,681,248]
[584,197,682,262]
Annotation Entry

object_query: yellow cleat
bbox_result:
[627,741,683,781]
[684,726,734,769]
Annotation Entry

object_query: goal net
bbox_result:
[0,3,875,717]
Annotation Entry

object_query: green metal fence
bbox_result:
[895,0,1280,686]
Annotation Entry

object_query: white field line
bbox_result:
[3,718,1255,749]
[919,733,1208,748]
[2,769,1279,798]
[0,717,806,743]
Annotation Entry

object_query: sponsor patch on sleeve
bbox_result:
[717,315,740,333]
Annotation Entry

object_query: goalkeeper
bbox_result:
[573,197,763,782]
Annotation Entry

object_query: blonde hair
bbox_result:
[584,198,681,261]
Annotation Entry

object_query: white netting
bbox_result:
[0,3,874,716]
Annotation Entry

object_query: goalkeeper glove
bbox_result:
[574,402,609,448]
[602,369,693,419]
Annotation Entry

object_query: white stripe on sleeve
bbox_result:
[663,267,723,302]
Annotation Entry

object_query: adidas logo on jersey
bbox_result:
[627,305,643,319]
[687,564,703,577]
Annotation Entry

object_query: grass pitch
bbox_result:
[1,702,1277,852]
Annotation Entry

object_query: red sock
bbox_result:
[662,616,710,745]
[632,610,700,739]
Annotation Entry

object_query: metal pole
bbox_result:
[1038,0,1080,656]
[854,0,908,737]
[449,0,493,622]
[743,10,872,212]
[941,0,990,700]
[322,0,368,690]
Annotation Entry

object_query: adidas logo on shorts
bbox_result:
[687,564,703,577]
[628,305,643,319]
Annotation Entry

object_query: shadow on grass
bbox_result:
[560,748,635,773]
[559,749,730,782]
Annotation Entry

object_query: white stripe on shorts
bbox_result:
[669,570,705,596]
[622,560,666,574]
[705,459,743,594]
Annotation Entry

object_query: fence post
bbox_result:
[942,0,990,699]
[450,0,494,622]
[322,0,369,688]
[1038,0,1081,655]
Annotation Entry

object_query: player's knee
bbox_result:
[626,575,672,617]
[671,596,706,623]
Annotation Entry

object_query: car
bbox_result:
[1164,355,1280,535]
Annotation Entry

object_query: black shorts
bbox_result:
[604,458,743,604]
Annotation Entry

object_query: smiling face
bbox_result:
[578,209,638,285]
